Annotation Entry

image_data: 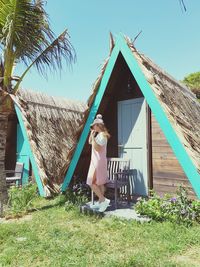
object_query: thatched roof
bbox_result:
[14,89,87,195]
[124,37,200,173]
[65,34,200,178]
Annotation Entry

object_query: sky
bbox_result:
[16,0,200,102]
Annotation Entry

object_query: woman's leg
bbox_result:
[90,172,105,203]
[91,184,105,203]
[99,184,105,195]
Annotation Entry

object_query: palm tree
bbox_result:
[179,0,186,11]
[0,0,75,212]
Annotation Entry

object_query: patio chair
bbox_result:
[91,158,131,209]
[106,158,131,208]
[5,162,24,186]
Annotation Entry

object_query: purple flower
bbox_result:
[170,197,177,203]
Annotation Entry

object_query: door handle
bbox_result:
[118,144,124,147]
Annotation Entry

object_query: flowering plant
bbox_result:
[64,181,90,210]
[135,185,200,226]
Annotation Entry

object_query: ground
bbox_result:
[0,198,200,267]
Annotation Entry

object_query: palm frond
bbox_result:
[0,0,53,57]
[179,0,187,11]
[13,30,75,93]
[0,56,4,87]
[0,0,75,92]
[22,29,75,77]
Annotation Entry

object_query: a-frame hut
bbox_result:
[61,34,200,199]
[6,89,86,196]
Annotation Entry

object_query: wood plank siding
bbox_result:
[151,114,196,198]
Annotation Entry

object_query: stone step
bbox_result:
[80,201,151,222]
[80,203,104,217]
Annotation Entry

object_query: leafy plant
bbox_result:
[6,183,38,217]
[183,72,200,98]
[135,186,200,226]
[64,182,90,210]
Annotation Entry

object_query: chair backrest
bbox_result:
[107,158,130,180]
[15,162,24,178]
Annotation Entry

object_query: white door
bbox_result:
[118,98,148,196]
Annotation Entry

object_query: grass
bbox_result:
[0,197,200,267]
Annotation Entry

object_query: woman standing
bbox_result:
[87,114,110,212]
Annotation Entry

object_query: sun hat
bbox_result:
[90,114,104,127]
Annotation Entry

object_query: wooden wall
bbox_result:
[151,114,196,198]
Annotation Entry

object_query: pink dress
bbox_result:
[87,132,109,186]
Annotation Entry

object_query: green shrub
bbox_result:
[135,186,200,226]
[64,182,90,211]
[6,183,38,217]
[64,200,76,211]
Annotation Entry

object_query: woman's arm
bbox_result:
[88,131,93,144]
[92,138,102,152]
[89,131,102,151]
[92,132,107,152]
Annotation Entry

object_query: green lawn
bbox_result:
[0,198,200,267]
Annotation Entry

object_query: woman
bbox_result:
[87,114,110,212]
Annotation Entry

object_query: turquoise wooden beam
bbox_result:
[15,104,45,196]
[61,45,121,191]
[62,34,200,198]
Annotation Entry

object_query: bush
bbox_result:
[6,183,38,217]
[135,186,200,226]
[64,182,90,210]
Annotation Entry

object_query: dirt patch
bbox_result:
[172,246,200,267]
[0,214,32,224]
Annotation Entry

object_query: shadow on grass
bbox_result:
[4,195,69,219]
[29,195,68,212]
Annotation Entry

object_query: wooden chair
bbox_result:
[91,158,131,209]
[106,158,131,208]
[5,162,24,186]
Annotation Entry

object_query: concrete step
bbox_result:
[80,201,151,222]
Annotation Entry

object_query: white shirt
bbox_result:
[95,132,107,146]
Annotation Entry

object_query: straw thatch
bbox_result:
[124,36,200,173]
[14,89,87,195]
[63,34,200,180]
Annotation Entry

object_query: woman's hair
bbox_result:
[95,123,111,139]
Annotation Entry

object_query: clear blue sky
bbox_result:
[16,0,200,102]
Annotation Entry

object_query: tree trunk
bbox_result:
[0,113,8,216]
[0,90,15,216]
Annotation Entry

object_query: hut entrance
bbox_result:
[99,52,149,197]
[117,97,148,196]
[73,52,149,198]
[16,123,30,184]
[5,115,31,185]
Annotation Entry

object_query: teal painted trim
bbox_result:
[61,45,121,191]
[117,36,200,198]
[15,104,45,196]
[17,124,30,185]
[62,34,200,198]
